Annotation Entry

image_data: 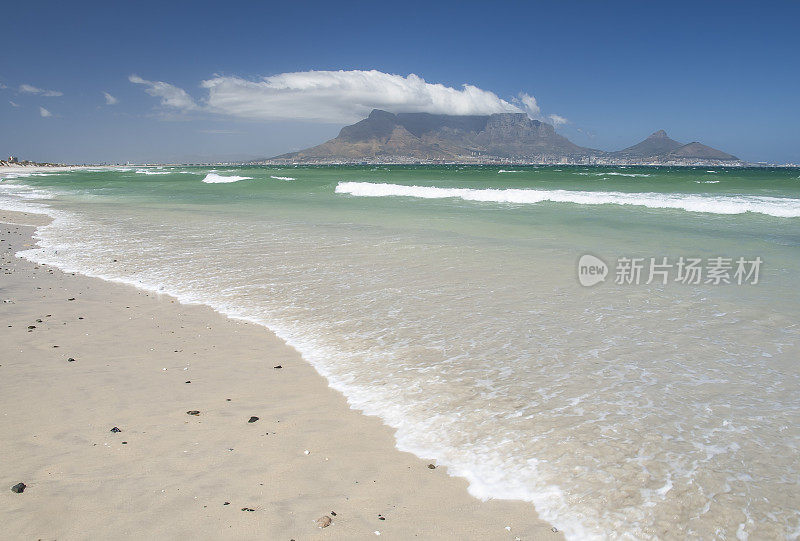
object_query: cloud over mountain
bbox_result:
[128,69,569,126]
[200,70,523,122]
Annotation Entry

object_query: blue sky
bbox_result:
[1,0,798,164]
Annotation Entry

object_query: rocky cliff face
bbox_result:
[274,109,597,162]
[268,111,741,164]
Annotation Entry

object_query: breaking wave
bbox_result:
[201,173,253,183]
[335,181,800,217]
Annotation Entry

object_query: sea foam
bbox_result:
[335,181,800,217]
[202,173,253,183]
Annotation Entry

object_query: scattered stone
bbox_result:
[11,483,26,493]
[315,516,332,528]
[551,527,559,533]
[36,319,42,323]
[303,449,310,455]
[273,365,282,369]
[110,427,122,433]
[330,511,337,516]
[185,381,191,384]
[27,325,35,330]
[223,502,230,505]
[248,416,259,423]
[378,515,385,521]
[67,298,75,301]
[427,464,436,469]
[122,441,128,444]
[186,410,200,416]
[67,357,76,362]
[241,507,255,512]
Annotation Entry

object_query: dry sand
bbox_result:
[0,210,561,540]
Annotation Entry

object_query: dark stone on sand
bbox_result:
[27,325,35,329]
[110,427,122,433]
[330,511,337,516]
[427,464,436,469]
[241,507,255,512]
[273,365,282,369]
[186,410,200,416]
[68,298,75,301]
[185,381,191,383]
[122,441,128,444]
[11,483,26,493]
[67,358,76,362]
[223,502,230,505]
[378,515,385,520]
[248,416,259,423]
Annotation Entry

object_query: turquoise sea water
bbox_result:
[2,165,799,539]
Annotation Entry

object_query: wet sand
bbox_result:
[0,210,560,540]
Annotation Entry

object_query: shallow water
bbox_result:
[2,165,798,539]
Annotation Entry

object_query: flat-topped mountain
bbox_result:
[264,110,742,165]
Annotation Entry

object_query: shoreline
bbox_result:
[0,209,560,540]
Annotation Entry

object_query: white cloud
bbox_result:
[129,74,197,110]
[20,84,63,97]
[200,70,523,122]
[515,92,540,117]
[103,91,118,105]
[39,106,52,118]
[9,100,19,107]
[549,114,568,126]
[129,69,571,127]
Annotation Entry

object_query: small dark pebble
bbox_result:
[273,365,282,369]
[330,511,337,516]
[67,358,76,362]
[27,325,35,330]
[241,507,255,512]
[11,483,26,493]
[122,441,128,444]
[67,298,75,301]
[226,398,231,402]
[551,527,559,533]
[185,381,191,384]
[110,427,122,433]
[223,502,230,505]
[378,516,385,521]
[248,416,259,423]
[186,410,200,416]
[427,464,436,469]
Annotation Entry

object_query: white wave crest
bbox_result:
[270,175,296,181]
[134,169,173,175]
[201,173,253,184]
[334,182,800,218]
[498,169,522,173]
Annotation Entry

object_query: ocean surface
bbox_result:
[1,165,798,539]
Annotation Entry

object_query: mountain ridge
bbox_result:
[263,110,741,165]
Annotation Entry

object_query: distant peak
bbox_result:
[650,129,668,138]
[368,109,395,119]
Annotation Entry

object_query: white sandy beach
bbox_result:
[0,209,560,540]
